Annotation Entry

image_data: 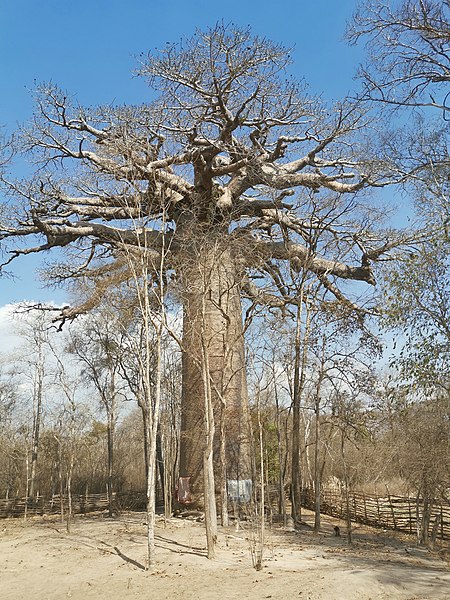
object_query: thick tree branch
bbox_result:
[250,238,376,285]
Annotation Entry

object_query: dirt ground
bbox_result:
[1,509,449,600]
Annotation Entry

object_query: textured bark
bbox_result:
[201,316,218,558]
[29,355,43,500]
[291,304,303,523]
[178,225,252,497]
[291,291,311,523]
[106,418,114,517]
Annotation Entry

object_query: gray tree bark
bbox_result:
[178,224,253,499]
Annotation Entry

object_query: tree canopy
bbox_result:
[0,23,406,318]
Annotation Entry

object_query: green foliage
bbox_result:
[88,420,108,440]
[250,405,282,485]
[383,238,450,391]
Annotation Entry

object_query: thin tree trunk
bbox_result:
[291,303,302,523]
[430,514,441,550]
[341,431,352,544]
[313,338,327,533]
[201,315,218,559]
[29,345,44,500]
[313,389,321,531]
[291,296,310,524]
[106,415,114,517]
[146,425,157,569]
[66,453,74,534]
[156,428,165,508]
[24,450,29,521]
[420,491,433,546]
[275,390,286,523]
[142,406,149,479]
[220,405,229,526]
[415,490,422,544]
[55,433,64,524]
[163,426,173,521]
[145,309,164,570]
[145,324,163,570]
[254,396,265,571]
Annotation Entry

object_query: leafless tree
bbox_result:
[349,1,449,225]
[290,281,313,525]
[48,341,90,533]
[348,0,450,116]
[67,312,127,517]
[11,310,54,505]
[0,24,405,499]
[0,367,19,498]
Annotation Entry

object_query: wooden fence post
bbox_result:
[388,495,397,530]
[408,497,412,534]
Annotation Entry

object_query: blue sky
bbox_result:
[1,0,375,308]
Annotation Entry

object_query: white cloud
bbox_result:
[0,302,67,356]
[0,304,23,353]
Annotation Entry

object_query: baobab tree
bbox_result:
[0,24,402,499]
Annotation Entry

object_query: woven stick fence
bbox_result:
[302,487,450,541]
[3,487,450,543]
[0,491,148,519]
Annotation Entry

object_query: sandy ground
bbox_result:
[1,509,449,600]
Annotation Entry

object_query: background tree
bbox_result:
[67,311,127,517]
[0,367,19,499]
[51,378,90,533]
[380,235,450,544]
[9,310,54,504]
[368,377,450,544]
[383,238,450,392]
[349,0,450,116]
[397,394,450,544]
[350,5,450,545]
[349,1,449,225]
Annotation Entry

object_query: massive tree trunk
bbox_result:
[178,223,253,499]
